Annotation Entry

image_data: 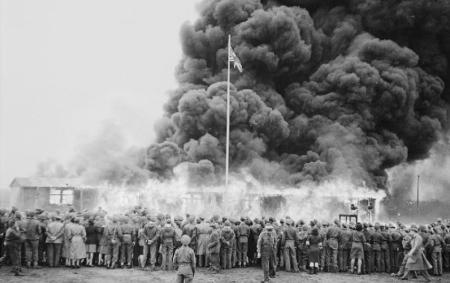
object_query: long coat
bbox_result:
[405,233,432,271]
[68,223,86,260]
[196,222,212,256]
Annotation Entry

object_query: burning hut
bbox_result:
[10,177,99,211]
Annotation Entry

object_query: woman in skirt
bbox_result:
[68,217,86,268]
[306,227,322,274]
[350,222,366,275]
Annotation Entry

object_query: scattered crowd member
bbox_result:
[173,235,196,283]
[0,206,449,282]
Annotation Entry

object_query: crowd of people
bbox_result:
[0,206,449,282]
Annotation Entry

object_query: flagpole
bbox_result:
[225,34,231,187]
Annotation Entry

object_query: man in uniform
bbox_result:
[258,223,277,282]
[143,219,160,270]
[363,223,374,274]
[196,217,211,268]
[208,223,221,273]
[430,227,445,276]
[281,219,299,272]
[380,224,391,273]
[339,223,352,272]
[160,218,176,271]
[182,218,197,256]
[220,220,235,269]
[297,221,309,272]
[319,222,329,271]
[24,211,41,268]
[326,220,340,273]
[249,218,263,266]
[390,224,403,274]
[104,216,123,269]
[4,219,24,276]
[371,223,383,272]
[444,224,450,272]
[173,235,196,283]
[237,217,250,267]
[120,216,136,268]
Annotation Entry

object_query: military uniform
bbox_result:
[104,220,123,268]
[5,223,23,275]
[160,222,176,270]
[120,219,136,268]
[249,220,262,266]
[371,226,383,272]
[173,236,196,283]
[257,226,277,282]
[297,225,309,271]
[281,220,299,272]
[143,221,159,269]
[380,227,391,273]
[430,232,445,275]
[339,226,352,272]
[443,229,450,272]
[208,225,221,272]
[24,213,42,267]
[362,225,374,274]
[220,222,235,269]
[390,227,403,273]
[237,220,250,267]
[326,224,340,273]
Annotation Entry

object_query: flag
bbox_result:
[229,46,243,72]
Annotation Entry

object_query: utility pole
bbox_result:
[416,175,420,216]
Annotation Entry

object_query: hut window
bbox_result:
[49,189,74,205]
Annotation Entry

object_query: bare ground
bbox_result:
[0,266,448,283]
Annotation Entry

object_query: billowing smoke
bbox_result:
[146,0,449,191]
[36,122,150,186]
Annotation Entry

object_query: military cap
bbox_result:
[280,219,285,223]
[265,224,274,230]
[418,225,427,232]
[147,221,156,227]
[374,222,380,228]
[389,223,396,228]
[26,210,35,217]
[410,225,418,232]
[224,220,231,226]
[166,218,172,224]
[174,216,183,221]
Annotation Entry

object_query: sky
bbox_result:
[0,0,200,188]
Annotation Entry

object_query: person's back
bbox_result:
[173,235,196,283]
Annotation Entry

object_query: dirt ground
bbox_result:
[0,267,448,283]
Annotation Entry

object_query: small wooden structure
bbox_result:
[10,177,99,211]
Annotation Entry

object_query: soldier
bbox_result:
[24,211,41,268]
[257,223,277,282]
[380,225,391,273]
[143,220,160,270]
[4,219,24,276]
[296,221,309,272]
[237,218,250,267]
[326,220,341,273]
[45,215,64,267]
[231,219,240,267]
[430,227,445,276]
[444,224,450,272]
[173,235,196,283]
[120,216,136,268]
[249,218,263,266]
[363,223,374,274]
[390,223,403,274]
[0,209,8,261]
[281,218,299,272]
[208,223,221,273]
[196,217,211,268]
[392,227,412,278]
[371,223,383,272]
[319,222,329,271]
[220,220,235,269]
[339,223,352,272]
[182,217,197,255]
[160,219,176,271]
[104,216,122,269]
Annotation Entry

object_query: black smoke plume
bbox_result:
[146,0,450,190]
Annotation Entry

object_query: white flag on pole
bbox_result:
[229,47,243,73]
